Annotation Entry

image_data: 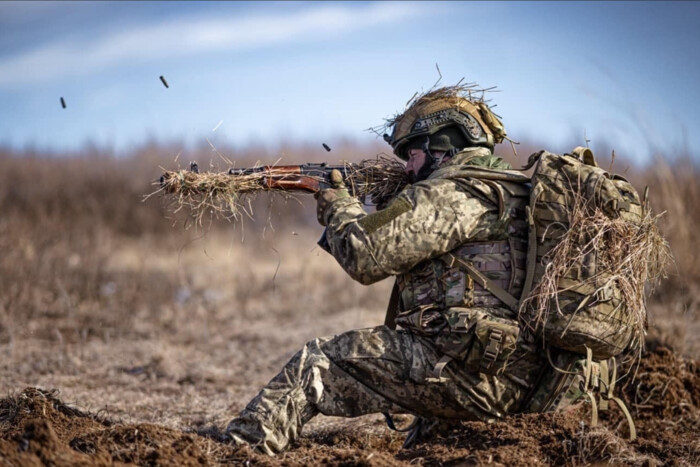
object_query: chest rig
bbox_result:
[396,178,530,317]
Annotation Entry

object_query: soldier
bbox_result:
[225,87,547,455]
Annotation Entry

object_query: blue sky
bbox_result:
[1,1,698,162]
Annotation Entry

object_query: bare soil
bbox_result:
[1,339,698,466]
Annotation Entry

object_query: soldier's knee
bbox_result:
[317,327,385,359]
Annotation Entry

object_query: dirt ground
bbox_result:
[1,148,699,466]
[1,338,698,466]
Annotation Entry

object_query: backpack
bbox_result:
[517,147,647,359]
[420,146,653,360]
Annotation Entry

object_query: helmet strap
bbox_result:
[432,153,446,170]
[422,137,443,171]
[424,137,456,170]
[444,147,458,162]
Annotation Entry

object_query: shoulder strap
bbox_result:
[431,165,531,184]
[384,280,401,330]
[519,205,538,310]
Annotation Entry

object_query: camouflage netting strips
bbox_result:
[155,156,408,226]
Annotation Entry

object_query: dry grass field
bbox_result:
[0,141,698,466]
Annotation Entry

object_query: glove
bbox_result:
[315,169,350,226]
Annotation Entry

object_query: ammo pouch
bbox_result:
[430,308,520,378]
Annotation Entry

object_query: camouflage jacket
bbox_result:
[321,147,527,290]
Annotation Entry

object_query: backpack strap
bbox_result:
[601,357,637,440]
[519,205,538,310]
[581,347,599,428]
[599,360,610,411]
[535,348,637,441]
[609,395,637,440]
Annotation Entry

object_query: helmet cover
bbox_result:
[381,84,508,160]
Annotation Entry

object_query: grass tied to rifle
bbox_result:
[156,155,408,225]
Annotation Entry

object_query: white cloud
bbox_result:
[0,3,426,88]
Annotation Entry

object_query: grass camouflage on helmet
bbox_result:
[377,83,508,160]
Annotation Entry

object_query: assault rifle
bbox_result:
[161,159,408,207]
[227,162,357,196]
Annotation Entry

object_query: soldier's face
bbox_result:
[406,148,446,182]
[406,149,428,179]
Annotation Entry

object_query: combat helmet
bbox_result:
[383,85,508,160]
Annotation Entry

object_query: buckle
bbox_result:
[481,328,503,369]
[594,285,614,303]
[454,314,469,331]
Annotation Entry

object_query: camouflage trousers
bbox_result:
[225,325,544,455]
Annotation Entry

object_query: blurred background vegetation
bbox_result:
[1,140,698,356]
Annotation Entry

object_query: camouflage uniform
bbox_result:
[225,147,547,455]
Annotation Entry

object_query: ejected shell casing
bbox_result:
[322,143,331,152]
[160,75,169,88]
[60,97,66,109]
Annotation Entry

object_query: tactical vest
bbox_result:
[388,175,531,379]
[395,178,530,317]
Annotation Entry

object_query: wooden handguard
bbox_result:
[228,163,349,193]
[264,173,322,192]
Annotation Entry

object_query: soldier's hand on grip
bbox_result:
[315,169,350,226]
